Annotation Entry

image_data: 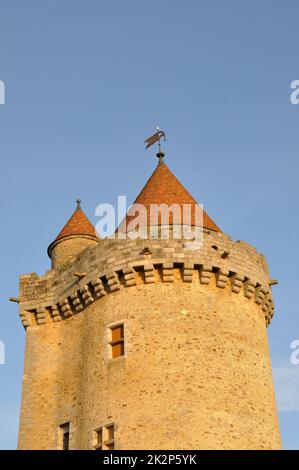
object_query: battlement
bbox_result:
[18,229,275,328]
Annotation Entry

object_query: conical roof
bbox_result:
[49,199,96,248]
[119,160,220,232]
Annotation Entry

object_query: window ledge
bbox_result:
[108,355,126,363]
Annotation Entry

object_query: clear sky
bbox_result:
[0,0,298,449]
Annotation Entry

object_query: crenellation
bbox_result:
[215,268,230,289]
[17,231,276,329]
[59,299,73,318]
[91,277,106,298]
[51,305,62,322]
[106,272,121,293]
[40,231,268,298]
[199,264,213,285]
[36,307,46,325]
[243,279,257,299]
[162,262,174,282]
[19,310,31,328]
[183,261,194,282]
[230,273,245,293]
[80,285,94,306]
[122,267,137,287]
[69,292,84,313]
[143,264,155,284]
[255,285,268,305]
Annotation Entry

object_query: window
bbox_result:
[109,324,124,358]
[58,422,70,450]
[94,423,115,450]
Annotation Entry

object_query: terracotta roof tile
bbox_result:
[54,200,96,242]
[119,160,221,232]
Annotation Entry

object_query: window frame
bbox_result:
[108,323,125,359]
[58,421,70,450]
[93,423,115,450]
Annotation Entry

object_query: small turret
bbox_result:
[47,199,98,268]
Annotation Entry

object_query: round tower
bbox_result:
[17,157,281,450]
[47,199,99,268]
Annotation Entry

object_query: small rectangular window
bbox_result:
[94,423,114,450]
[59,422,70,450]
[109,324,124,358]
[94,427,103,450]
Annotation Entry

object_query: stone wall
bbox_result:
[18,229,275,328]
[17,229,281,449]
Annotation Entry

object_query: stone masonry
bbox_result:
[17,159,281,450]
[18,228,281,449]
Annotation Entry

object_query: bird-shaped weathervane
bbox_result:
[144,126,166,162]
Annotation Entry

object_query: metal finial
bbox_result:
[76,198,81,209]
[144,127,166,162]
[156,147,165,163]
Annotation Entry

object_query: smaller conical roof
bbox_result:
[50,199,96,245]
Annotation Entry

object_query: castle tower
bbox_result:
[17,155,281,450]
[48,199,99,268]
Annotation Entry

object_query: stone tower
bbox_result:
[17,155,281,450]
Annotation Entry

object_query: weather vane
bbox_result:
[144,126,166,162]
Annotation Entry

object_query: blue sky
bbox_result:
[0,0,299,449]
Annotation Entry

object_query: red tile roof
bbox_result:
[54,200,96,242]
[118,160,221,232]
